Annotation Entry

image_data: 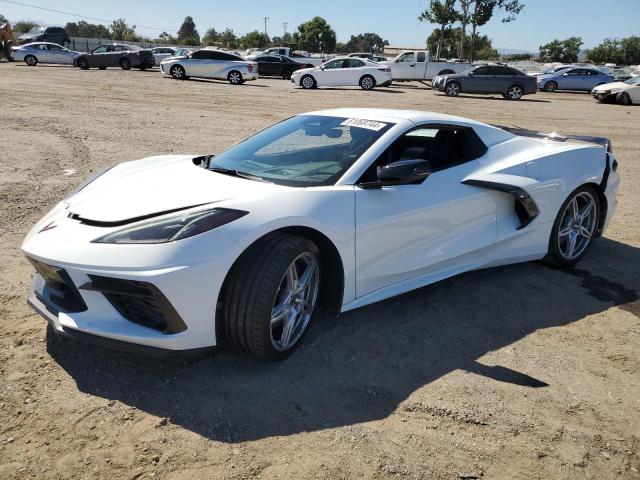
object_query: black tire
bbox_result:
[360,74,376,90]
[77,58,89,70]
[119,57,131,70]
[547,185,600,267]
[228,70,243,85]
[219,232,321,360]
[24,54,37,66]
[282,69,292,80]
[300,74,316,89]
[506,84,524,100]
[98,66,107,70]
[445,81,461,97]
[618,92,632,106]
[544,81,558,93]
[170,64,186,80]
[139,65,146,71]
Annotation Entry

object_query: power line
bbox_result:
[0,0,178,31]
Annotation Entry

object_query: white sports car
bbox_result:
[22,109,619,360]
[592,76,640,105]
[291,57,392,90]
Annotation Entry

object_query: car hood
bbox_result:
[66,155,285,223]
[592,81,629,92]
[292,67,316,75]
[18,33,41,40]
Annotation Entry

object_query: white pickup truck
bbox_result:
[380,50,472,82]
[248,47,326,66]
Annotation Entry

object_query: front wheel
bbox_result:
[24,55,37,66]
[119,57,131,70]
[618,92,632,106]
[219,233,321,360]
[544,81,558,93]
[547,186,600,266]
[170,64,186,80]
[445,82,461,97]
[360,75,376,90]
[506,85,524,100]
[300,74,316,89]
[228,70,243,84]
[77,58,89,70]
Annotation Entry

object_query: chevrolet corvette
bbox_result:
[22,109,619,360]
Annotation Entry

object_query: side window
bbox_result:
[39,44,48,50]
[267,56,280,62]
[396,52,414,63]
[93,46,107,54]
[566,69,580,76]
[473,66,491,75]
[345,59,364,68]
[360,126,486,182]
[48,44,62,51]
[190,50,208,59]
[254,56,267,62]
[324,59,344,69]
[494,66,515,75]
[417,51,426,62]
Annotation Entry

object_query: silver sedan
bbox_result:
[12,42,79,66]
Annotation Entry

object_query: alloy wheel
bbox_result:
[171,65,184,79]
[508,86,523,100]
[25,55,37,66]
[361,76,374,90]
[228,71,242,84]
[446,83,460,96]
[557,191,598,261]
[301,76,315,89]
[270,252,319,352]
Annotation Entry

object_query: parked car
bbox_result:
[537,67,614,92]
[378,50,472,82]
[21,109,619,359]
[348,52,388,62]
[150,46,191,65]
[11,42,79,66]
[291,57,392,90]
[74,44,155,70]
[433,64,537,100]
[253,54,312,79]
[247,47,326,66]
[17,26,70,47]
[160,49,258,84]
[592,76,640,105]
[535,65,572,77]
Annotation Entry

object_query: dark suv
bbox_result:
[18,26,71,47]
[432,64,537,100]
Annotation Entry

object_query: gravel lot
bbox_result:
[0,64,639,480]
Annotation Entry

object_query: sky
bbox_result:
[1,0,639,52]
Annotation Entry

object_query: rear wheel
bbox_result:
[506,85,524,100]
[24,55,37,66]
[77,58,89,70]
[618,92,632,105]
[301,74,316,89]
[544,81,558,93]
[228,70,243,84]
[98,66,107,70]
[445,81,461,97]
[282,69,292,80]
[547,186,600,266]
[119,57,131,70]
[219,233,321,360]
[170,64,186,80]
[360,74,376,90]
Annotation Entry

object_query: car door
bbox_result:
[393,52,416,80]
[254,56,269,75]
[462,66,493,93]
[492,66,516,93]
[342,58,366,85]
[46,43,66,63]
[354,125,498,297]
[265,56,281,75]
[184,50,208,76]
[89,45,108,67]
[558,69,582,90]
[316,59,345,85]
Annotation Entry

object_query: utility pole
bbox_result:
[282,22,288,37]
[261,16,269,42]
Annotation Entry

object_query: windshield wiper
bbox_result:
[209,167,272,183]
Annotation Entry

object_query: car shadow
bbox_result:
[182,78,270,88]
[47,237,639,443]
[434,93,551,103]
[302,87,404,94]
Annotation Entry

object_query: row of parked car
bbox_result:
[9,40,640,104]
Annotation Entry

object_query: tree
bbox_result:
[0,14,8,24]
[539,37,583,63]
[344,33,388,53]
[66,21,111,38]
[419,0,458,60]
[457,0,474,59]
[155,31,176,44]
[282,32,292,44]
[292,16,336,53]
[219,28,238,49]
[427,27,494,59]
[240,30,269,49]
[177,16,199,45]
[587,36,640,65]
[13,20,37,34]
[201,28,220,46]
[110,18,140,41]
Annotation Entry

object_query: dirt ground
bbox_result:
[0,63,638,480]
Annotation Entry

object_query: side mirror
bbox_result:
[320,65,325,70]
[562,73,569,77]
[359,159,431,189]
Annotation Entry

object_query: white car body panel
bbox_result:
[160,56,258,81]
[12,42,79,65]
[378,50,472,81]
[592,80,640,104]
[22,109,619,351]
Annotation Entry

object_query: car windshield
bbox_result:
[25,27,45,36]
[122,44,141,51]
[625,76,640,85]
[208,115,394,187]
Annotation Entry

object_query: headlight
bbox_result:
[93,208,248,244]
[610,88,623,94]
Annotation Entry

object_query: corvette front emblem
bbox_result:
[38,222,57,233]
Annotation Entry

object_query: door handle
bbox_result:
[410,64,415,67]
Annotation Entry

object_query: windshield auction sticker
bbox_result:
[341,118,388,131]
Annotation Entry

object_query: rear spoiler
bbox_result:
[493,125,612,154]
